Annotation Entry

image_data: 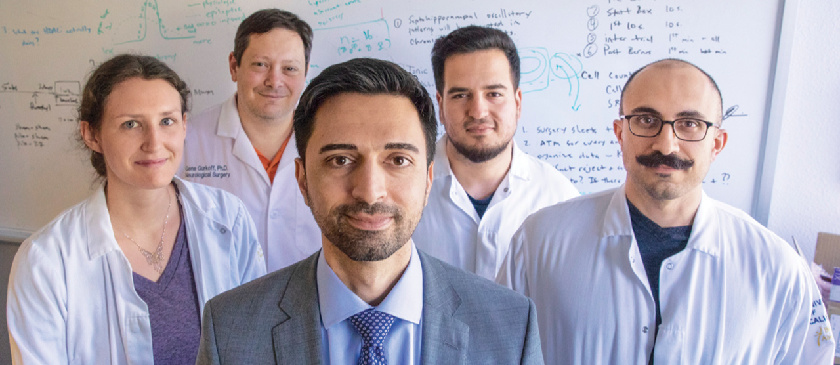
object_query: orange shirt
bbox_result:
[255,133,292,184]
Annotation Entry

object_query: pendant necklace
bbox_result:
[122,188,172,274]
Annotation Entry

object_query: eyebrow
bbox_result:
[445,83,508,95]
[384,142,420,153]
[114,109,181,119]
[318,142,420,154]
[629,106,707,120]
[319,143,356,154]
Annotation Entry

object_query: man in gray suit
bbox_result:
[195,58,543,364]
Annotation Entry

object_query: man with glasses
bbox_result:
[498,58,834,364]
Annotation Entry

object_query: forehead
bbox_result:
[104,78,180,113]
[308,93,425,151]
[623,64,721,120]
[442,49,513,88]
[243,28,305,59]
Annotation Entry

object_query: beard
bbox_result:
[634,151,697,200]
[448,133,512,163]
[308,198,414,262]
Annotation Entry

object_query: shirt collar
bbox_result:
[601,184,719,257]
[317,243,424,329]
[216,94,243,139]
[433,135,530,185]
[84,182,121,260]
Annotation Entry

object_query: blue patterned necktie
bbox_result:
[349,308,396,365]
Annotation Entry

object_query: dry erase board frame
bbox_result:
[0,0,793,241]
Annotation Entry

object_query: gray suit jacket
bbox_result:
[196,249,544,364]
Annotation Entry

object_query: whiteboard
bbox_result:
[0,0,787,240]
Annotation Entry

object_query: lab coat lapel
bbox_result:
[419,253,469,364]
[271,253,323,364]
[217,95,270,185]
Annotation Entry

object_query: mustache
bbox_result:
[636,151,694,170]
[336,202,401,218]
[464,117,494,129]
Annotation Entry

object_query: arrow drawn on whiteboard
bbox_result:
[722,105,746,120]
[549,52,582,111]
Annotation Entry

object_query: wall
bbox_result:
[0,0,787,239]
[0,241,18,364]
[0,2,836,364]
[767,0,840,261]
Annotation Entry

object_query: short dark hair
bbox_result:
[232,9,313,68]
[620,58,723,121]
[78,54,190,177]
[294,58,437,166]
[431,26,520,95]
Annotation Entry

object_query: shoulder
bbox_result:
[208,254,312,313]
[9,194,101,295]
[188,102,224,130]
[517,151,579,197]
[420,252,532,312]
[707,197,798,255]
[16,193,98,261]
[176,178,247,221]
[524,188,612,231]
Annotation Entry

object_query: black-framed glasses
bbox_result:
[621,114,718,142]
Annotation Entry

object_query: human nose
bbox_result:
[351,160,388,205]
[651,122,680,155]
[142,125,161,152]
[467,95,489,120]
[264,66,284,89]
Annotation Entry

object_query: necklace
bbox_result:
[122,188,172,274]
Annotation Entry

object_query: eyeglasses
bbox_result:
[621,114,718,142]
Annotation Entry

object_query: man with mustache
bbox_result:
[181,9,321,272]
[413,26,579,280]
[195,58,544,364]
[498,58,834,364]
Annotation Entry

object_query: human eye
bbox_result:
[450,93,468,100]
[388,155,414,167]
[326,155,354,168]
[633,115,659,129]
[284,65,300,73]
[487,91,504,98]
[161,117,176,126]
[677,119,703,129]
[121,120,139,129]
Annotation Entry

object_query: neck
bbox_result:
[445,138,513,200]
[322,239,412,306]
[236,98,293,160]
[624,181,701,227]
[105,180,175,235]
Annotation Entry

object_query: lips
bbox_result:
[345,213,394,231]
[464,119,494,134]
[257,88,291,99]
[135,158,168,167]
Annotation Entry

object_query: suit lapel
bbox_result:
[419,252,469,364]
[271,252,323,364]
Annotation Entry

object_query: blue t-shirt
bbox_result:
[627,200,691,364]
[468,192,494,219]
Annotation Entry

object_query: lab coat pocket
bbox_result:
[652,325,684,364]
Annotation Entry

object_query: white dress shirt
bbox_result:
[182,94,321,272]
[317,243,424,365]
[7,177,266,365]
[413,136,579,280]
[498,185,835,364]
